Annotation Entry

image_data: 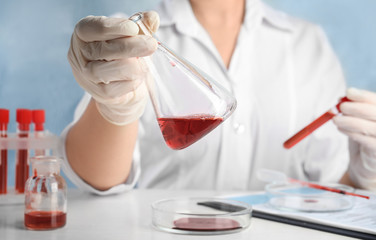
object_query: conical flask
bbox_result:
[130,13,237,150]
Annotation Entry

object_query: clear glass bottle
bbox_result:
[24,156,67,230]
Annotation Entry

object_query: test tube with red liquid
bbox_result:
[284,97,350,149]
[15,109,32,194]
[0,109,9,194]
[32,109,45,156]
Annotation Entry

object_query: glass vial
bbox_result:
[129,13,237,150]
[15,109,32,194]
[24,156,67,230]
[0,109,9,194]
[32,109,46,156]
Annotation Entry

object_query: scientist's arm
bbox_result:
[335,88,376,190]
[66,100,139,191]
[66,12,159,190]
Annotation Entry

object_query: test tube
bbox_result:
[15,109,32,194]
[32,109,45,156]
[283,97,350,149]
[0,109,9,194]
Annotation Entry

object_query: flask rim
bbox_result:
[129,12,143,22]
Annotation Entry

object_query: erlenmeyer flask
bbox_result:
[130,13,237,150]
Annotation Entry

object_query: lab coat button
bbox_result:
[233,123,245,134]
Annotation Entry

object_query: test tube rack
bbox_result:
[0,131,60,205]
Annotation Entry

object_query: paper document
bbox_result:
[228,190,376,236]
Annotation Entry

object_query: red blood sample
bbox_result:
[0,149,7,194]
[15,109,32,193]
[15,134,29,193]
[283,97,350,149]
[283,111,336,149]
[24,211,66,230]
[157,116,223,150]
[0,109,9,194]
[173,217,241,231]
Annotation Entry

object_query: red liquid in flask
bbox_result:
[157,115,223,150]
[24,211,66,230]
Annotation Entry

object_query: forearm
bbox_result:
[65,99,138,191]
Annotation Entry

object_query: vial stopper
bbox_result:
[16,109,32,131]
[0,109,9,124]
[32,109,45,131]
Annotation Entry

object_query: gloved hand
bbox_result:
[68,11,160,125]
[333,88,376,190]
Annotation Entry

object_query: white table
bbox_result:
[0,189,357,239]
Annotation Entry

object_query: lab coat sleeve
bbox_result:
[58,92,141,195]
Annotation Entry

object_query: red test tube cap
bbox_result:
[0,109,10,124]
[16,109,32,131]
[335,97,351,112]
[32,109,45,131]
[0,109,10,131]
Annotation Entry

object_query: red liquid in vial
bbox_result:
[0,149,7,194]
[15,149,29,193]
[24,211,66,230]
[157,116,223,150]
[15,132,29,193]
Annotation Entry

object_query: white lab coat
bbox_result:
[60,0,349,194]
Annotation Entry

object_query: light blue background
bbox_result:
[0,0,375,188]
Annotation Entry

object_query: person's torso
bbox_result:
[137,0,349,190]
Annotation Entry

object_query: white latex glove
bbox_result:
[68,11,159,125]
[333,88,376,190]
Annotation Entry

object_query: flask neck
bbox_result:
[32,163,60,176]
[129,12,153,36]
[30,156,61,176]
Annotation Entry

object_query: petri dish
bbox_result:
[265,182,355,212]
[151,197,252,235]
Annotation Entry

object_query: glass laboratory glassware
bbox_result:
[15,109,32,194]
[0,109,9,194]
[32,109,46,156]
[130,12,237,150]
[24,156,67,230]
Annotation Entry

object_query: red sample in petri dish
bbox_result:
[152,197,252,235]
[24,211,66,230]
[173,217,241,231]
[157,115,223,150]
